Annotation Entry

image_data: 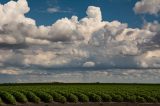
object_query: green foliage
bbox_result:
[0,83,160,103]
[21,91,40,103]
[111,94,123,102]
[136,96,146,103]
[0,97,2,104]
[0,91,16,104]
[11,91,28,103]
[97,93,112,102]
[49,91,66,103]
[74,92,89,102]
[145,96,157,103]
[60,92,78,103]
[67,93,78,103]
[138,94,157,103]
[121,94,136,103]
[87,93,102,102]
[34,91,53,103]
[155,95,160,102]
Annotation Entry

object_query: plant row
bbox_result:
[0,90,160,104]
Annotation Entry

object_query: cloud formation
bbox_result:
[83,61,95,67]
[47,7,61,13]
[0,0,160,82]
[47,7,72,13]
[134,0,160,15]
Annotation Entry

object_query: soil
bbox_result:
[2,102,160,106]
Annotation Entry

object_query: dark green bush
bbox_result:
[0,97,2,104]
[125,95,136,103]
[11,91,28,103]
[34,91,53,103]
[111,94,123,102]
[155,95,160,102]
[139,94,157,103]
[61,92,78,103]
[66,93,78,103]
[49,91,66,103]
[22,91,40,103]
[98,93,112,102]
[145,96,157,103]
[136,96,146,103]
[74,92,89,102]
[0,91,16,104]
[87,93,102,102]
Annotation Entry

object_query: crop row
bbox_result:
[0,90,160,104]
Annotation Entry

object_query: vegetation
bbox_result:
[73,92,89,102]
[0,91,16,104]
[0,97,3,104]
[0,83,159,104]
[21,91,40,103]
[10,91,28,103]
[59,91,78,103]
[34,91,53,103]
[86,93,102,102]
[49,91,66,103]
[97,93,112,102]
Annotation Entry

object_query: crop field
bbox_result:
[0,83,160,105]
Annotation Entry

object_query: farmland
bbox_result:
[0,83,160,105]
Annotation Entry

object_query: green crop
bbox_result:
[0,91,16,105]
[21,91,40,103]
[11,91,28,103]
[49,91,66,103]
[0,83,160,104]
[34,91,53,103]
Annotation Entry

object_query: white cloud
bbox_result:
[1,69,159,83]
[25,37,51,45]
[0,69,20,75]
[0,0,35,25]
[83,61,95,67]
[89,21,155,56]
[86,6,102,21]
[143,21,160,32]
[135,49,160,68]
[144,50,160,58]
[0,0,160,82]
[47,7,60,13]
[134,0,160,15]
[23,49,71,67]
[47,7,72,13]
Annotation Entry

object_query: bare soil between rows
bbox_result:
[2,102,160,106]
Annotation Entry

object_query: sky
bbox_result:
[0,0,160,83]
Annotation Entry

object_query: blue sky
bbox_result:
[19,0,160,27]
[1,0,159,27]
[0,0,160,83]
[23,0,159,27]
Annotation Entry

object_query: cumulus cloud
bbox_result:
[0,0,105,44]
[0,0,160,82]
[0,0,35,25]
[134,0,160,15]
[142,21,160,50]
[135,50,160,68]
[86,6,102,21]
[83,61,95,67]
[143,21,160,32]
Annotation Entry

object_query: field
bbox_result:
[0,83,160,105]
